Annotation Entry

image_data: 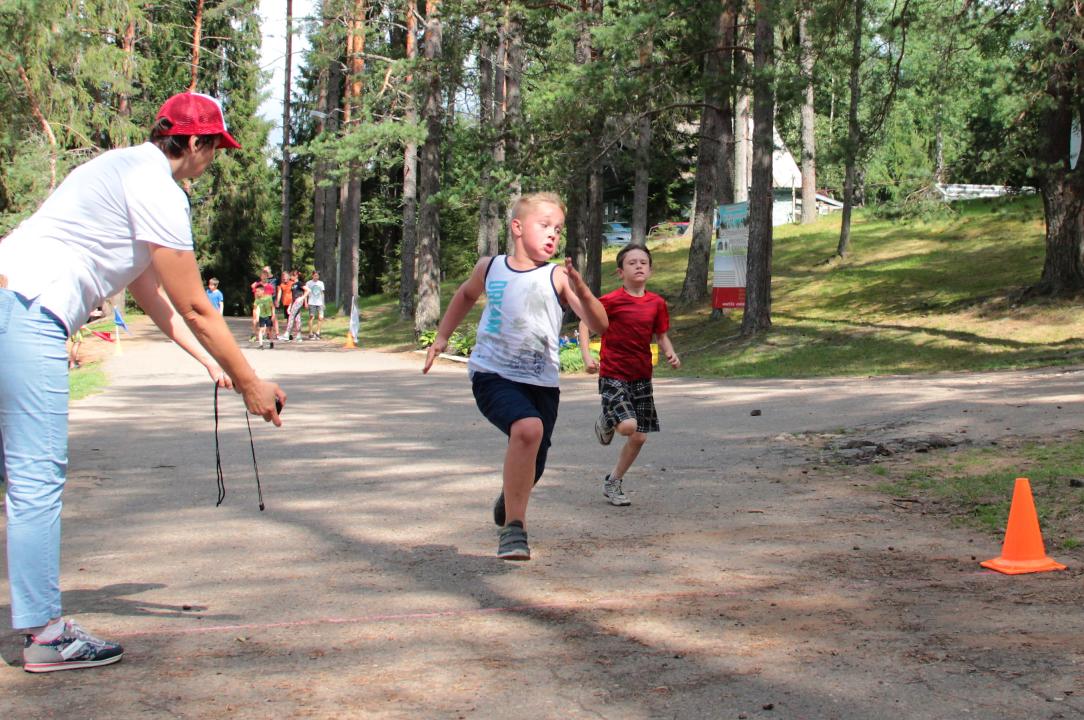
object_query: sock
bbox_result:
[32,619,64,642]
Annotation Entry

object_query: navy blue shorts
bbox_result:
[471,371,560,483]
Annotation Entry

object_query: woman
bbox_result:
[0,92,286,673]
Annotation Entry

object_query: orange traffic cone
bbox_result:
[343,334,356,349]
[980,477,1066,575]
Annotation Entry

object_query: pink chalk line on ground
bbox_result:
[115,588,742,638]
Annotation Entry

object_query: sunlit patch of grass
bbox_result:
[874,432,1084,543]
[70,364,108,401]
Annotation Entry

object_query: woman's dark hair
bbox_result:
[616,243,652,268]
[149,118,219,158]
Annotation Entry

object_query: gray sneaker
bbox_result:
[497,521,530,560]
[594,412,614,446]
[23,619,123,673]
[603,474,631,506]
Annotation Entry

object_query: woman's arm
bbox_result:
[129,267,231,388]
[140,245,286,424]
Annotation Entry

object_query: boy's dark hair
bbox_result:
[149,118,219,159]
[616,244,652,268]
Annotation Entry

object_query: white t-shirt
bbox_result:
[306,279,325,306]
[0,143,192,333]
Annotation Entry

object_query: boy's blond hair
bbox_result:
[511,192,567,220]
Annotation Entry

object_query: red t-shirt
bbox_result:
[598,287,669,381]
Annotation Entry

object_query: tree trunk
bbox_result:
[1033,5,1084,296]
[339,176,361,313]
[680,4,727,305]
[835,0,863,259]
[476,18,495,258]
[586,165,604,296]
[565,176,586,274]
[631,32,654,246]
[715,5,736,207]
[502,3,524,253]
[280,0,294,272]
[315,51,342,302]
[414,0,443,335]
[337,0,365,313]
[189,0,205,91]
[400,0,419,319]
[741,0,775,336]
[733,9,751,204]
[798,0,818,224]
[117,18,135,130]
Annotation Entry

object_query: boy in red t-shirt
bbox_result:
[578,244,680,506]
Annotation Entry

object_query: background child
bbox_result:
[276,270,293,339]
[205,277,224,315]
[306,270,325,339]
[285,270,308,342]
[253,285,275,349]
[423,192,608,560]
[578,244,680,506]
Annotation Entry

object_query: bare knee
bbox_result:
[509,417,544,448]
[628,431,647,448]
[616,419,638,437]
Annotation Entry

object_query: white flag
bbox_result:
[348,296,360,344]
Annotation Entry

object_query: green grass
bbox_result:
[872,433,1084,549]
[352,196,1077,378]
[69,364,108,401]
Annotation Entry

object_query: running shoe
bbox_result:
[603,474,631,506]
[23,620,123,673]
[493,492,506,527]
[497,521,530,560]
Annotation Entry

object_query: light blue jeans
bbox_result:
[0,289,69,629]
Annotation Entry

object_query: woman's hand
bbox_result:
[239,379,287,426]
[205,362,234,390]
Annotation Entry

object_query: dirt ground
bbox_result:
[2,317,1084,719]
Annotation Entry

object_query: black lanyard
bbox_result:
[214,384,266,511]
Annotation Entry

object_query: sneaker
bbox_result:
[250,335,258,342]
[294,337,303,343]
[23,620,123,673]
[493,492,506,527]
[603,474,631,506]
[258,341,265,349]
[594,412,614,446]
[497,521,530,560]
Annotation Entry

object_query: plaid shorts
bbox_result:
[598,376,659,433]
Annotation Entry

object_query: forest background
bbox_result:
[0,0,1080,340]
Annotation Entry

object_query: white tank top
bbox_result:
[467,256,563,387]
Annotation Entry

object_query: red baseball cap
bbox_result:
[155,92,241,149]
